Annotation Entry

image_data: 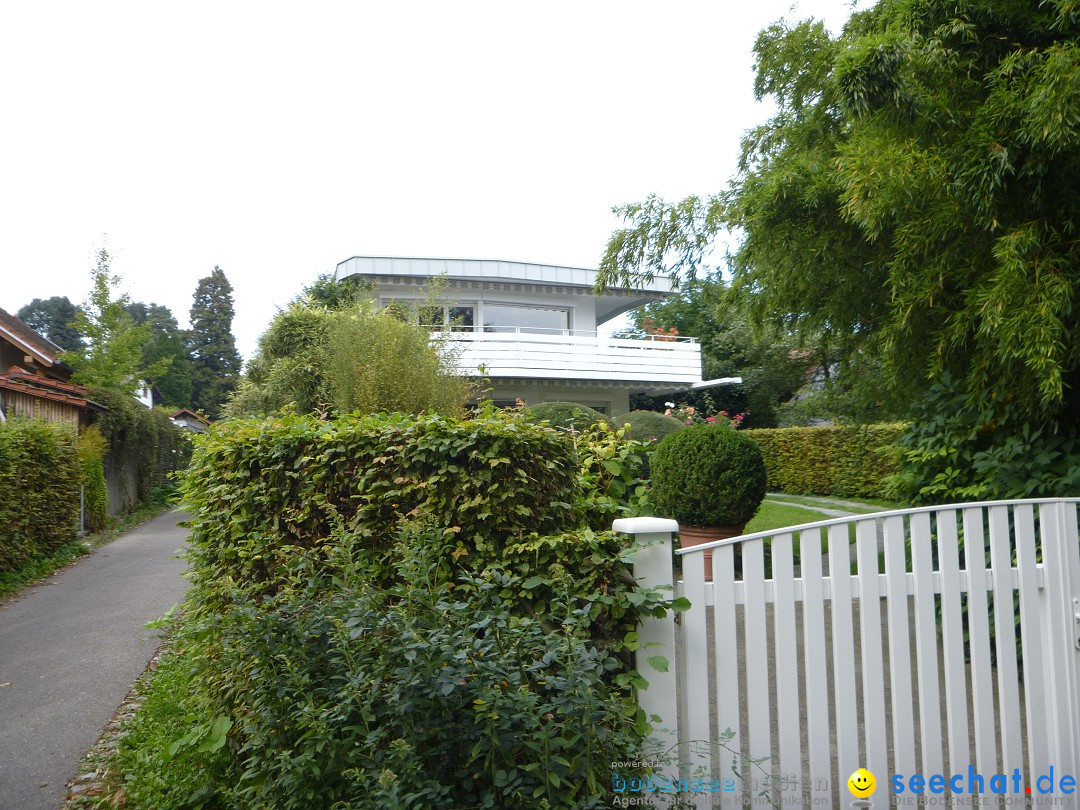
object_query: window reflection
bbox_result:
[483,304,568,333]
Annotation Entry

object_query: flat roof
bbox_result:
[334,255,672,323]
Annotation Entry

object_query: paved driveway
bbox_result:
[0,510,190,810]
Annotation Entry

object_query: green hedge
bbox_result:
[617,410,687,443]
[182,409,582,599]
[0,419,81,573]
[523,401,605,431]
[743,424,905,500]
[172,410,675,808]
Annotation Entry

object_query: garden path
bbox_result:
[0,510,189,810]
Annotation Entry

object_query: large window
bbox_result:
[482,304,569,334]
[382,300,475,332]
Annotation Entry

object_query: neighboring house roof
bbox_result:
[0,376,90,409]
[335,255,673,323]
[0,367,106,426]
[0,307,66,369]
[172,408,211,425]
[171,408,212,433]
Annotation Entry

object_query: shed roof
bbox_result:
[0,307,65,368]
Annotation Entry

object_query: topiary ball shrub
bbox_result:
[523,401,605,432]
[650,424,767,527]
[619,410,687,443]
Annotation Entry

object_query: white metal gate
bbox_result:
[615,498,1080,808]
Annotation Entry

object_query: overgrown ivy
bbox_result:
[89,388,190,510]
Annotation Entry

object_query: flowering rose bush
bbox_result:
[663,401,746,429]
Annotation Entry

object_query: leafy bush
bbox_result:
[888,375,1080,504]
[227,303,333,416]
[617,410,686,443]
[217,560,646,809]
[650,424,766,527]
[522,401,605,432]
[76,424,108,531]
[0,419,81,573]
[227,301,474,418]
[744,424,904,500]
[570,422,652,530]
[181,409,582,603]
[173,409,680,809]
[329,305,474,417]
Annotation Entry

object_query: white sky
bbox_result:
[0,1,868,360]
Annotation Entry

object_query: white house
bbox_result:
[335,256,735,416]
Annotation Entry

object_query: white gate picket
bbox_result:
[883,513,917,777]
[828,522,860,784]
[910,511,944,778]
[681,549,710,795]
[988,505,1024,773]
[935,509,970,776]
[798,527,833,807]
[741,540,770,806]
[615,498,1080,809]
[1014,503,1049,779]
[962,506,998,775]
[856,518,888,777]
[770,532,800,793]
[712,543,740,809]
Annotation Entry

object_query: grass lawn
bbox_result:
[768,493,905,513]
[744,500,833,534]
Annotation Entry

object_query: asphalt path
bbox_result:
[0,510,190,810]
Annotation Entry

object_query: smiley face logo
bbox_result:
[848,768,876,798]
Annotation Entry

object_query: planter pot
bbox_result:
[678,524,745,582]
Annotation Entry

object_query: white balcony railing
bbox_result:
[437,330,702,384]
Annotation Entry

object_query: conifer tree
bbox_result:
[188,267,242,417]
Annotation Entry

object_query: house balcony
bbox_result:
[438,328,703,387]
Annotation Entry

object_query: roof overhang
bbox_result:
[0,322,58,367]
[632,377,743,397]
[335,255,673,324]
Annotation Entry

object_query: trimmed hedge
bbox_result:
[743,424,905,499]
[0,419,81,573]
[650,424,766,527]
[175,410,674,807]
[523,401,605,431]
[182,409,582,597]
[617,409,687,443]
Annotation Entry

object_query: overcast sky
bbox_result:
[1,1,869,359]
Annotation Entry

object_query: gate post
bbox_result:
[613,517,681,785]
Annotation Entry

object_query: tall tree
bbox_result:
[16,296,84,352]
[188,267,242,417]
[597,0,1080,426]
[62,249,168,394]
[126,301,192,408]
[623,278,819,426]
